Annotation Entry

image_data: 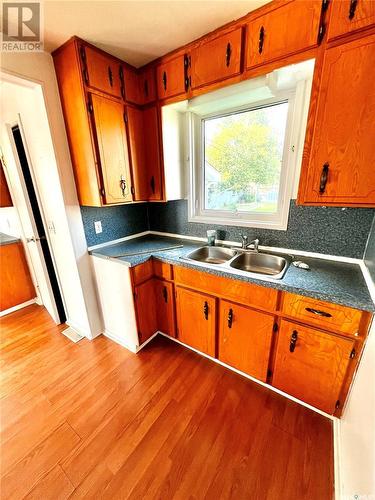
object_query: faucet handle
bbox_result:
[241,234,248,243]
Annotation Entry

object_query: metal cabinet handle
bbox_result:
[162,71,167,91]
[162,286,168,303]
[203,301,209,320]
[82,68,89,85]
[226,42,232,67]
[259,26,265,54]
[349,0,358,19]
[108,66,113,87]
[289,330,298,353]
[120,177,127,197]
[227,308,233,328]
[119,66,125,99]
[305,307,332,318]
[150,176,155,194]
[319,163,329,194]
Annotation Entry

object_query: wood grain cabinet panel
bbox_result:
[282,293,363,336]
[127,105,163,201]
[0,161,12,207]
[156,54,187,100]
[122,67,140,104]
[83,45,123,99]
[138,66,157,104]
[272,320,355,414]
[328,0,375,41]
[176,286,216,356]
[190,27,243,89]
[153,260,173,281]
[132,260,154,285]
[155,280,176,337]
[90,93,133,204]
[246,0,321,70]
[134,278,158,344]
[219,300,274,382]
[299,33,375,206]
[0,242,36,311]
[174,266,278,311]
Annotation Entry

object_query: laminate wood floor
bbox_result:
[0,305,334,499]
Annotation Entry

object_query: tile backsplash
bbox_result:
[147,200,375,259]
[80,203,149,247]
[81,199,375,258]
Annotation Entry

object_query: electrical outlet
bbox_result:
[94,221,102,234]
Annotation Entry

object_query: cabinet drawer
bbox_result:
[245,0,321,70]
[132,260,154,285]
[328,0,375,41]
[190,27,242,89]
[83,46,123,98]
[282,293,363,336]
[272,320,354,414]
[174,266,278,311]
[153,259,173,280]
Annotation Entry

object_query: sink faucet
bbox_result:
[241,235,260,252]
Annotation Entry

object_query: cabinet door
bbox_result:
[0,161,12,207]
[157,55,187,99]
[155,280,176,337]
[127,105,163,201]
[83,46,123,99]
[90,94,133,204]
[139,66,157,104]
[134,279,158,344]
[190,28,242,89]
[123,67,140,104]
[328,0,375,41]
[143,106,163,200]
[176,286,216,356]
[219,301,274,382]
[299,33,375,206]
[246,0,322,70]
[272,320,355,414]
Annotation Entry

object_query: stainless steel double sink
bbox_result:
[182,245,291,280]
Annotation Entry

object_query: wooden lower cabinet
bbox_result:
[218,301,274,382]
[155,279,176,337]
[272,320,355,414]
[175,286,216,357]
[134,278,158,344]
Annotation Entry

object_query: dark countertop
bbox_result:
[90,235,375,312]
[0,232,21,246]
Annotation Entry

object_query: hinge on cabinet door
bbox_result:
[79,45,86,63]
[123,111,128,124]
[99,187,105,197]
[133,291,137,301]
[273,323,278,333]
[131,186,135,195]
[317,0,329,45]
[350,348,356,359]
[317,23,326,44]
[267,369,272,378]
[87,101,93,114]
[335,400,340,410]
[321,0,329,13]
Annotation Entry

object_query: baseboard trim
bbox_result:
[0,299,36,317]
[159,332,335,421]
[102,329,158,353]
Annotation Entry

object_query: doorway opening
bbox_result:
[11,125,66,323]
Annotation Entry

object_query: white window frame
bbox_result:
[188,82,308,230]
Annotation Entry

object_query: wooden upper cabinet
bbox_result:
[328,0,375,41]
[127,104,163,201]
[139,66,157,104]
[155,280,176,337]
[82,45,123,99]
[90,93,133,204]
[218,300,274,382]
[0,161,12,207]
[246,0,322,70]
[298,33,375,206]
[176,286,216,357]
[190,27,243,89]
[123,66,140,104]
[156,54,188,100]
[272,320,355,414]
[134,278,158,344]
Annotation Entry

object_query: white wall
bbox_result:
[338,221,375,499]
[1,52,102,338]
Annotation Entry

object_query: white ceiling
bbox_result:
[43,0,270,67]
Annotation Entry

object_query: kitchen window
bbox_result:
[188,68,312,230]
